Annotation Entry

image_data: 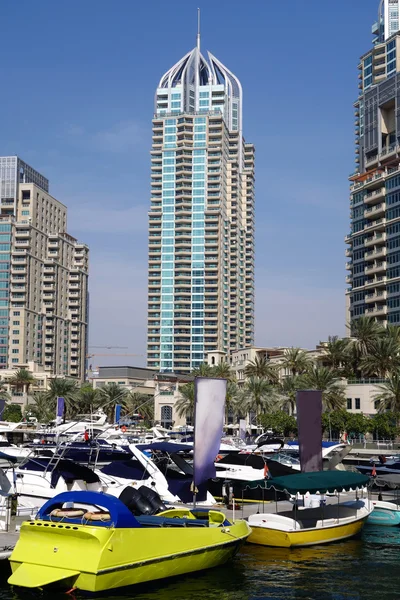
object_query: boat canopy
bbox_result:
[266,471,369,495]
[375,474,400,489]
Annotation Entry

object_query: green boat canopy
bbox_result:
[266,471,369,495]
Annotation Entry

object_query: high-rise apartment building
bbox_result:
[0,156,89,379]
[147,33,255,374]
[346,2,400,327]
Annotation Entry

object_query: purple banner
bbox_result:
[193,377,226,487]
[56,397,65,425]
[296,390,322,472]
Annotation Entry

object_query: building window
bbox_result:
[12,330,19,335]
[11,358,18,363]
[160,405,173,428]
[13,312,20,316]
[12,321,19,326]
[347,398,352,410]
[22,191,30,200]
[374,400,380,410]
[355,398,360,410]
[12,349,18,354]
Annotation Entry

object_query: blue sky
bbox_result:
[0,0,378,366]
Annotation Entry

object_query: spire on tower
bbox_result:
[197,8,200,51]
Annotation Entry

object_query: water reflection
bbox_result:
[3,527,400,600]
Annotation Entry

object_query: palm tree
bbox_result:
[281,347,312,376]
[212,362,233,380]
[45,378,79,418]
[174,382,195,423]
[347,316,384,357]
[238,377,278,422]
[359,337,400,379]
[73,383,101,417]
[97,382,129,422]
[8,369,36,394]
[27,391,55,424]
[321,336,350,372]
[278,375,301,414]
[385,324,400,345]
[244,355,279,383]
[225,380,239,424]
[374,373,400,413]
[300,366,346,412]
[125,391,154,423]
[192,363,214,377]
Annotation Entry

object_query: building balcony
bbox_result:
[345,248,352,257]
[380,143,399,161]
[365,261,386,275]
[366,305,387,318]
[352,171,384,192]
[365,291,387,303]
[345,261,352,270]
[364,232,386,247]
[364,202,386,219]
[364,187,385,204]
[364,218,386,232]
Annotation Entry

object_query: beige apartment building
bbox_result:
[147,34,255,375]
[0,156,89,380]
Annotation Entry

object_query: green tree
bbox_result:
[321,410,348,439]
[238,377,278,422]
[359,337,400,379]
[26,392,56,424]
[191,363,213,377]
[374,373,400,413]
[212,362,233,380]
[2,403,22,422]
[225,380,240,423]
[321,336,351,372]
[370,412,399,440]
[8,369,36,395]
[259,411,298,436]
[346,413,370,438]
[278,375,301,414]
[73,383,101,417]
[45,378,79,418]
[125,392,154,426]
[97,382,129,422]
[174,383,195,423]
[281,347,312,376]
[244,355,279,383]
[347,316,384,358]
[300,366,346,411]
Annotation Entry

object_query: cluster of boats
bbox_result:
[0,413,399,593]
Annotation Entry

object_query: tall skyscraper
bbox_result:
[346,2,400,328]
[147,29,255,374]
[0,156,89,379]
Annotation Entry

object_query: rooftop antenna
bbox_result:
[197,8,200,50]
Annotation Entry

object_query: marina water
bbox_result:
[0,525,397,600]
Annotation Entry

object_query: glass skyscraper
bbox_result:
[346,2,400,326]
[147,33,255,374]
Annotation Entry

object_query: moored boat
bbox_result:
[247,470,371,548]
[8,490,251,592]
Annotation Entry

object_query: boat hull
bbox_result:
[248,517,366,548]
[9,519,250,592]
[367,501,400,526]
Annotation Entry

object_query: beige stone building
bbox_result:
[92,366,192,428]
[208,345,383,416]
[0,157,89,380]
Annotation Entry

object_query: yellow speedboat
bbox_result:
[8,490,250,592]
[248,471,372,548]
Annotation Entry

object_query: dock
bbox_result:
[0,531,19,560]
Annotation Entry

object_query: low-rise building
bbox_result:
[207,346,384,416]
[92,366,193,428]
[1,360,62,405]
